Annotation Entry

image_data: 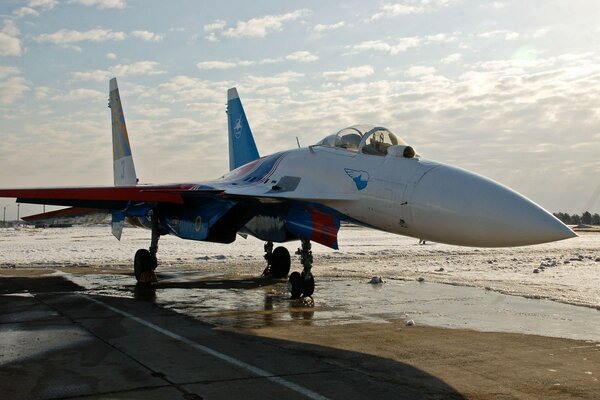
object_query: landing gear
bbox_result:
[262,241,291,278]
[288,239,315,298]
[134,211,159,285]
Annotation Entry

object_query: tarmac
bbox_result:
[0,269,599,399]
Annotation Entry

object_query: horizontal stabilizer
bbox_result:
[22,207,109,225]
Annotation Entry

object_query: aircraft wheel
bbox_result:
[270,246,291,278]
[288,271,303,299]
[134,249,153,283]
[302,273,315,297]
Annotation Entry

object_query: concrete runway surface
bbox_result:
[0,270,598,399]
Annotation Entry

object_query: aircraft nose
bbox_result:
[410,164,576,247]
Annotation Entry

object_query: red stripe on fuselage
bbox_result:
[309,208,338,248]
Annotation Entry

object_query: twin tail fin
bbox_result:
[109,78,138,186]
[227,88,260,171]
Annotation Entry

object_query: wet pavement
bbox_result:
[0,270,599,399]
[30,270,600,341]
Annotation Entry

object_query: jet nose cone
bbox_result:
[411,165,576,247]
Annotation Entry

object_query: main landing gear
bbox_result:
[134,211,159,285]
[288,239,315,299]
[262,239,315,298]
[262,241,291,279]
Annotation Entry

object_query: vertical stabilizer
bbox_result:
[227,88,260,171]
[109,78,137,186]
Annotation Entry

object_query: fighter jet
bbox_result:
[0,78,576,298]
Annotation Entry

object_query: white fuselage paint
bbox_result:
[233,146,574,247]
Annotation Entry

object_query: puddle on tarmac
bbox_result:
[66,271,600,342]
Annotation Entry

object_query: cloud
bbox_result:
[203,19,226,32]
[348,34,454,55]
[349,38,420,55]
[441,53,462,64]
[72,61,165,81]
[136,75,226,107]
[35,86,51,99]
[371,1,452,20]
[35,28,126,46]
[371,3,425,20]
[322,65,374,81]
[196,61,237,70]
[405,66,436,77]
[203,20,226,42]
[0,75,29,104]
[478,30,520,40]
[130,30,163,41]
[207,9,311,40]
[71,0,126,9]
[13,7,40,18]
[0,66,20,78]
[196,51,318,70]
[286,51,318,62]
[112,61,164,76]
[246,71,304,87]
[106,52,117,60]
[59,88,104,101]
[0,20,23,56]
[313,21,346,32]
[28,0,57,9]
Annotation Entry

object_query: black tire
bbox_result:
[302,273,315,297]
[288,271,303,299]
[270,246,291,278]
[134,249,152,282]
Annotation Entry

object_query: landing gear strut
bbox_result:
[134,211,159,284]
[262,241,291,279]
[288,239,315,298]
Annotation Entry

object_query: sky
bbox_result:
[0,0,599,220]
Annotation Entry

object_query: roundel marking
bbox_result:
[195,216,202,232]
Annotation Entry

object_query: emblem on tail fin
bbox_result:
[344,168,370,190]
[233,117,242,139]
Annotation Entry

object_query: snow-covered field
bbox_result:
[1,225,599,309]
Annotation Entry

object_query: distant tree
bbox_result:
[581,211,592,225]
[571,214,581,225]
[553,212,561,222]
[553,212,572,224]
[592,213,600,225]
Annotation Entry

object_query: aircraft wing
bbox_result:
[0,182,350,249]
[0,185,203,209]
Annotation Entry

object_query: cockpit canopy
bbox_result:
[316,125,409,156]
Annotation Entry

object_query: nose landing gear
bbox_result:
[288,239,315,298]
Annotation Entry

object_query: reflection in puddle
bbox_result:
[67,271,600,341]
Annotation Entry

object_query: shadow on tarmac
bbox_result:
[0,274,466,400]
[0,276,86,294]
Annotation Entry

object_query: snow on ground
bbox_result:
[1,225,598,309]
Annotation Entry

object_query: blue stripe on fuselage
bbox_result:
[222,151,288,185]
